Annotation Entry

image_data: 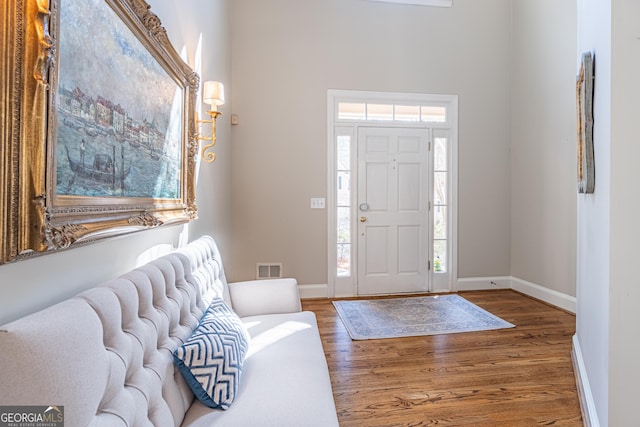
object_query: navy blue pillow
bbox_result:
[174,298,250,409]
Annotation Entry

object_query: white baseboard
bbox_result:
[456,276,576,314]
[456,276,512,291]
[298,283,329,299]
[572,334,600,427]
[510,277,576,313]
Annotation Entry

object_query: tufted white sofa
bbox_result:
[0,236,339,426]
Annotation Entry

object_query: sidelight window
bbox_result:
[433,133,448,273]
[336,134,352,277]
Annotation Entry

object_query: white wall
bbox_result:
[575,1,640,424]
[0,0,232,326]
[575,0,611,424]
[609,1,640,424]
[230,0,512,284]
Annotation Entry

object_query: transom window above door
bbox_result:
[337,102,447,123]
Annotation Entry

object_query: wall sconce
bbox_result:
[198,80,225,163]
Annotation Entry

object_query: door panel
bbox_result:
[366,163,389,211]
[398,225,420,274]
[398,163,420,211]
[364,226,390,275]
[357,127,429,295]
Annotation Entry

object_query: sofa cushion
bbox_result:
[181,311,339,427]
[174,298,250,409]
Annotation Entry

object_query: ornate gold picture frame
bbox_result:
[1,0,199,264]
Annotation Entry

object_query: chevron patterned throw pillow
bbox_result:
[174,298,250,409]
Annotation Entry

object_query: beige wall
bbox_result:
[608,0,640,424]
[509,0,577,297]
[0,0,232,326]
[230,0,512,284]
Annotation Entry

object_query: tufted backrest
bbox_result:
[0,237,227,426]
[175,235,231,307]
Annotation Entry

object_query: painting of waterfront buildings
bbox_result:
[55,0,184,200]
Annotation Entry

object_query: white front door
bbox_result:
[357,127,429,295]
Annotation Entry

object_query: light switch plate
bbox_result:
[310,198,325,209]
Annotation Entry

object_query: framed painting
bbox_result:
[577,51,595,194]
[0,0,199,264]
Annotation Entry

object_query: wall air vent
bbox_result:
[256,263,283,279]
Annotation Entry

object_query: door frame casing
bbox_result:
[327,89,458,298]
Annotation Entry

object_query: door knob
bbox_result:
[360,216,367,223]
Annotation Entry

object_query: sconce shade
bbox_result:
[203,81,225,107]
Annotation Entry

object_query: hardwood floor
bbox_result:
[302,290,583,426]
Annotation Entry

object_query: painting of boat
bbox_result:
[84,125,99,137]
[65,145,130,186]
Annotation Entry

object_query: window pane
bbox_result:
[337,135,350,170]
[336,132,351,277]
[434,137,447,171]
[337,207,350,243]
[337,171,351,206]
[394,105,420,122]
[434,240,447,273]
[434,171,447,205]
[337,244,351,276]
[367,104,394,121]
[434,205,447,239]
[421,105,447,122]
[338,103,366,120]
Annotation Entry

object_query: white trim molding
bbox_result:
[298,284,330,299]
[456,276,512,291]
[572,335,600,427]
[456,276,576,314]
[510,277,576,313]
